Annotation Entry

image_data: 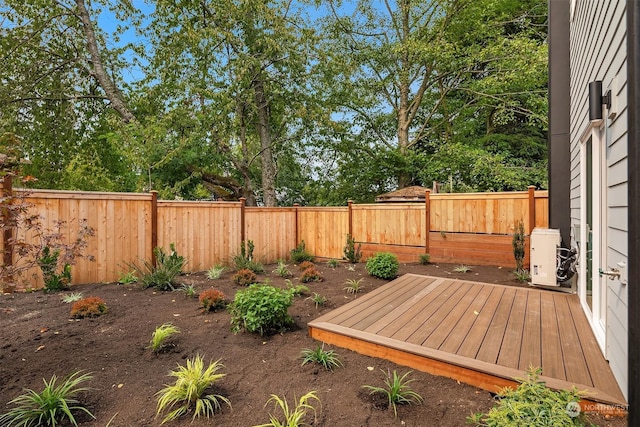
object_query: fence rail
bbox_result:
[1,183,548,290]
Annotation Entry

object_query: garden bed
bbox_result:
[0,262,625,426]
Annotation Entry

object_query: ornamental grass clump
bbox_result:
[301,345,343,371]
[363,370,423,417]
[156,355,230,424]
[149,323,180,353]
[132,243,185,291]
[255,391,320,427]
[70,296,107,318]
[0,371,94,427]
[199,288,226,311]
[365,252,399,279]
[229,284,294,335]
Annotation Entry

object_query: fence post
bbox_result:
[347,200,353,239]
[425,190,431,254]
[150,190,158,266]
[2,175,14,292]
[240,197,246,243]
[293,203,299,247]
[528,186,536,234]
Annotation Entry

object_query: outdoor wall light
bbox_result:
[589,80,612,121]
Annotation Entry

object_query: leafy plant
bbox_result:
[418,253,431,265]
[255,391,320,427]
[61,292,83,304]
[512,220,526,272]
[513,268,531,283]
[70,297,107,318]
[273,260,292,278]
[298,260,315,271]
[300,267,323,283]
[306,292,327,308]
[343,233,362,263]
[229,284,295,335]
[285,279,309,296]
[232,268,258,286]
[326,259,339,268]
[0,371,94,427]
[177,284,197,298]
[346,264,356,271]
[149,323,180,353]
[38,246,72,292]
[344,278,364,296]
[156,355,230,424]
[365,252,399,279]
[132,243,185,291]
[290,240,313,263]
[301,345,342,371]
[453,265,472,273]
[467,367,586,426]
[232,240,264,273]
[363,370,424,417]
[199,288,226,311]
[206,265,226,280]
[117,271,138,284]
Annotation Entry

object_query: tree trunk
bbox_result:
[75,0,135,123]
[252,75,278,207]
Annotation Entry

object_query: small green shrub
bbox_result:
[306,292,327,308]
[117,270,138,284]
[513,268,531,283]
[453,265,472,273]
[273,260,292,278]
[232,240,264,273]
[0,371,94,427]
[467,367,586,426]
[365,252,399,279]
[298,260,315,271]
[232,268,258,286]
[149,323,180,353]
[61,292,83,304]
[38,246,72,293]
[513,220,526,272]
[343,234,362,263]
[363,370,423,417]
[290,240,313,263]
[229,284,295,335]
[206,265,226,280]
[326,259,339,268]
[156,355,230,424]
[285,279,309,296]
[344,278,364,296]
[255,391,320,427]
[177,284,197,298]
[300,267,323,283]
[418,253,430,265]
[301,345,342,371]
[133,243,185,291]
[199,288,226,311]
[70,297,107,318]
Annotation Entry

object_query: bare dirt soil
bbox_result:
[0,262,627,426]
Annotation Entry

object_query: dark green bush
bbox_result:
[232,240,264,273]
[229,284,294,335]
[290,241,314,263]
[365,252,399,279]
[133,243,185,291]
[38,246,72,293]
[343,234,362,263]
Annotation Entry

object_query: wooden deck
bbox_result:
[308,274,626,410]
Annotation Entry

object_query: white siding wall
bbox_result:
[569,0,628,399]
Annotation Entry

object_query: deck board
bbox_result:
[308,274,627,409]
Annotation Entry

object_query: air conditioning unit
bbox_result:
[530,228,561,287]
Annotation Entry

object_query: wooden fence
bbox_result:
[1,183,548,290]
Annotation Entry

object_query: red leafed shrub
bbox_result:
[70,296,107,318]
[300,267,323,283]
[232,268,257,286]
[298,261,315,271]
[199,288,226,311]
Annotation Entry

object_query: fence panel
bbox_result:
[351,204,425,246]
[19,190,153,288]
[157,201,241,270]
[297,207,349,259]
[245,207,296,263]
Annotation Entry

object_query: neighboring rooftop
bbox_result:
[375,185,429,202]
